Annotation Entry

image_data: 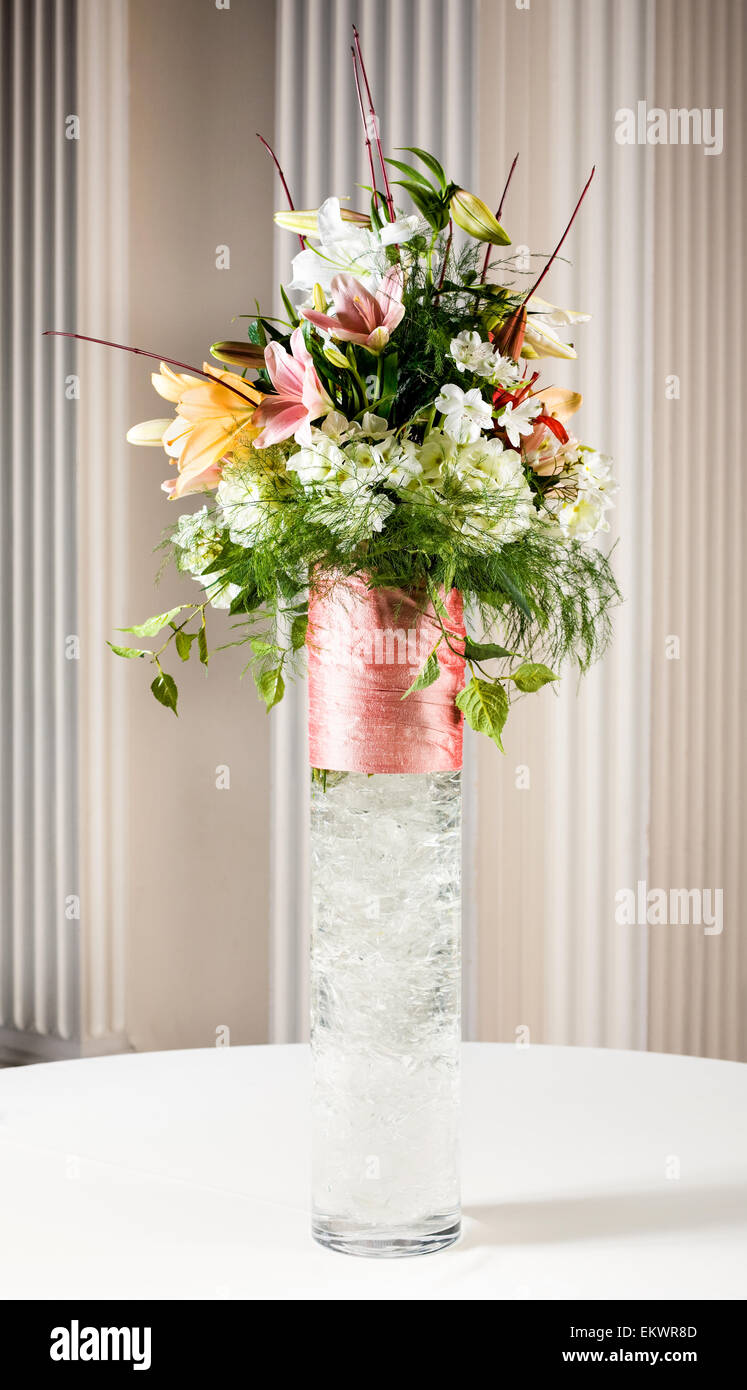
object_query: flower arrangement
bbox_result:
[48,31,618,756]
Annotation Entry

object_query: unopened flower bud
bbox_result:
[210,341,267,369]
[450,190,510,246]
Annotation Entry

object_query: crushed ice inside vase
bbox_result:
[310,770,461,1256]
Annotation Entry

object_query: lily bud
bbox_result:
[274,206,371,235]
[450,190,510,246]
[322,342,350,369]
[210,341,267,369]
[495,305,527,361]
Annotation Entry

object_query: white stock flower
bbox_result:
[435,383,493,443]
[550,491,611,538]
[575,449,618,504]
[497,395,541,447]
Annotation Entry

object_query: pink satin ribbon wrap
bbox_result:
[307,575,466,774]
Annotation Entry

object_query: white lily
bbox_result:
[523,295,591,360]
[286,197,419,298]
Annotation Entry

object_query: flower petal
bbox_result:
[126,418,173,446]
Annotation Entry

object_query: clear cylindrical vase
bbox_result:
[306,575,465,1258]
[310,769,461,1257]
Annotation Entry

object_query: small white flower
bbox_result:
[435,383,493,443]
[497,396,541,448]
[449,330,496,378]
[490,353,522,389]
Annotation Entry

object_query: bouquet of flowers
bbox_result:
[53,33,618,757]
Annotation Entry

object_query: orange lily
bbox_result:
[127,362,263,499]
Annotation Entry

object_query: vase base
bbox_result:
[312,1216,461,1259]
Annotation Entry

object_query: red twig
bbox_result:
[352,25,395,221]
[351,47,381,212]
[42,331,259,405]
[521,165,595,307]
[256,133,304,250]
[481,152,519,282]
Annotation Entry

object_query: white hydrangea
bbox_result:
[171,506,240,611]
[286,431,351,488]
[409,430,458,486]
[172,506,223,575]
[217,469,278,545]
[452,437,535,544]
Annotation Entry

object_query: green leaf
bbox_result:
[107,642,151,660]
[257,665,285,711]
[464,638,518,663]
[491,565,533,620]
[280,285,300,328]
[175,630,195,662]
[120,607,184,638]
[290,614,308,651]
[393,181,448,231]
[510,662,558,693]
[386,157,435,190]
[250,637,277,658]
[402,651,440,699]
[150,671,178,716]
[399,146,447,189]
[455,678,509,753]
[197,626,209,667]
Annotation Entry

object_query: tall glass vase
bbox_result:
[306,576,466,1258]
[310,770,461,1257]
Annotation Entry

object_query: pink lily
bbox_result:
[252,327,332,448]
[302,266,405,352]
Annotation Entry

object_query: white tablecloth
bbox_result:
[0,1043,745,1300]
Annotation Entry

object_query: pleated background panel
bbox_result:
[0,0,129,1061]
[0,0,80,1059]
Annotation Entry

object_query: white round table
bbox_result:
[1,1043,745,1300]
